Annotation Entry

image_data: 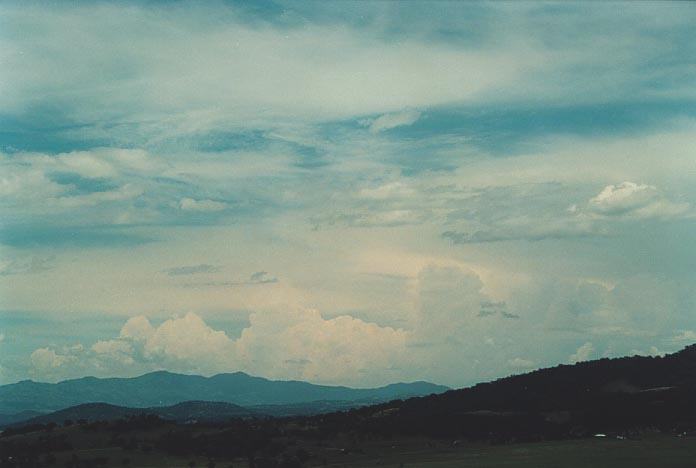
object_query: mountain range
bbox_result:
[0,371,448,424]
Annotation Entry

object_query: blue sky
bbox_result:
[1,1,696,387]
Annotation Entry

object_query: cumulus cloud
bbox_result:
[30,310,408,385]
[590,182,657,213]
[91,340,132,355]
[5,3,696,389]
[399,264,545,384]
[442,180,691,247]
[524,272,696,351]
[568,342,594,364]
[30,348,76,379]
[119,316,155,341]
[91,340,135,366]
[588,182,689,219]
[441,183,602,244]
[22,264,696,386]
[364,109,422,133]
[235,308,407,383]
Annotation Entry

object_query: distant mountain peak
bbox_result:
[0,370,447,417]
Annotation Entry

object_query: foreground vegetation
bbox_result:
[3,415,696,468]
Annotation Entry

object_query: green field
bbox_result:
[9,430,696,468]
[306,436,696,467]
[5,423,696,468]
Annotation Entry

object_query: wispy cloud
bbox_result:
[0,256,55,276]
[179,198,227,212]
[184,271,279,288]
[162,264,222,276]
[363,109,422,134]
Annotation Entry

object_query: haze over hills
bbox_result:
[0,371,448,415]
[9,401,260,427]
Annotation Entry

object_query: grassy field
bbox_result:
[5,424,696,467]
[304,436,696,468]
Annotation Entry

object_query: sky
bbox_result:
[1,1,696,388]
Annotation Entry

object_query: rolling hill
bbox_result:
[12,400,260,427]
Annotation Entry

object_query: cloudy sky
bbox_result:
[1,1,696,388]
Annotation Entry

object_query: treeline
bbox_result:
[0,415,315,468]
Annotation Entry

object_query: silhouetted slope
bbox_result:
[321,345,696,439]
[0,371,448,414]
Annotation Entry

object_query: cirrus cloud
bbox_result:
[364,109,422,134]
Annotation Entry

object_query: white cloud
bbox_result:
[143,312,237,371]
[236,308,407,384]
[30,348,74,371]
[0,4,544,131]
[588,181,689,219]
[91,339,132,355]
[179,198,227,212]
[54,151,118,179]
[91,340,135,366]
[4,3,696,389]
[590,182,658,213]
[119,316,155,341]
[31,310,408,386]
[568,342,594,364]
[365,109,422,133]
